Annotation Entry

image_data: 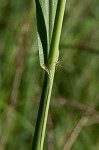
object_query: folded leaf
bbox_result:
[35,0,58,70]
[35,0,48,69]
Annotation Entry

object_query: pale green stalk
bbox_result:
[31,0,66,150]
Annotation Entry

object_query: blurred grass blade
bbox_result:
[63,117,88,150]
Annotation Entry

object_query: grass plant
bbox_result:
[31,0,66,149]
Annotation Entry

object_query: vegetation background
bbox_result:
[0,0,99,149]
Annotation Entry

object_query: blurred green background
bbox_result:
[0,0,99,150]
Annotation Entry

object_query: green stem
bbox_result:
[31,0,66,150]
[49,0,66,66]
[31,71,54,150]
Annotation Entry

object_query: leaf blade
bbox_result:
[35,0,58,69]
[35,0,48,69]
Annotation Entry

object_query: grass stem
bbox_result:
[31,1,66,149]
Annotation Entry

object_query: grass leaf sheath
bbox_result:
[31,0,67,150]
